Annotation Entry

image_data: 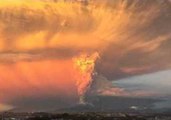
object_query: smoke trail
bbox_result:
[73,52,99,104]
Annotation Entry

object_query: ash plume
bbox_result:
[0,0,170,111]
[73,52,99,104]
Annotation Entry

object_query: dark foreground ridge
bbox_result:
[1,112,171,120]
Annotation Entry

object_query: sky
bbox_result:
[114,70,171,97]
[0,0,171,111]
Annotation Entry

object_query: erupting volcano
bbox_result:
[0,0,170,112]
[73,52,99,104]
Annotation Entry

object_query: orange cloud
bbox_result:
[0,60,77,103]
[0,0,166,53]
[0,0,170,111]
[120,66,152,74]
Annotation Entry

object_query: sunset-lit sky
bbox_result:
[0,0,171,111]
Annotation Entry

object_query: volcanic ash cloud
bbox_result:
[73,52,99,104]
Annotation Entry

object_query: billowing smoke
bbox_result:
[73,52,99,104]
[0,0,170,111]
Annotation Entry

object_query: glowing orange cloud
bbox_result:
[0,60,77,103]
[0,0,170,111]
[0,0,166,53]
